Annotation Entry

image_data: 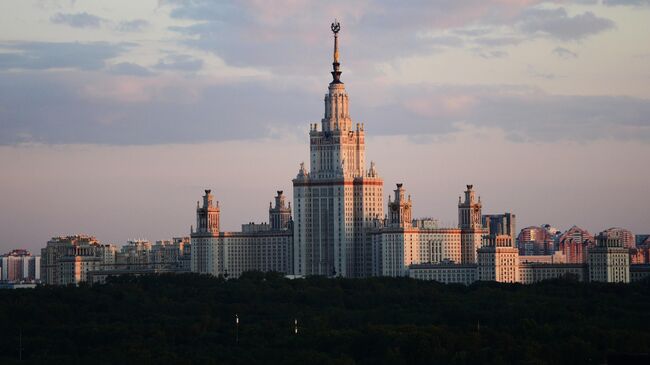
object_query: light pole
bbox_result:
[235,314,239,344]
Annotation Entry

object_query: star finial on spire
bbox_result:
[330,20,343,84]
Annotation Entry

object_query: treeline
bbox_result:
[1,273,649,364]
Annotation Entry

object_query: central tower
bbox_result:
[293,21,384,277]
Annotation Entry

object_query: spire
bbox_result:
[330,20,342,84]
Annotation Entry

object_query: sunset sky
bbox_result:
[1,0,649,252]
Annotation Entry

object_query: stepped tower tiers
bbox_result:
[191,190,221,274]
[196,189,220,234]
[388,184,412,228]
[458,184,488,263]
[269,190,292,230]
[293,21,384,278]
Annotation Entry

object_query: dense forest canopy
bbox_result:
[1,273,649,364]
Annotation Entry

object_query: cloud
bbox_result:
[1,71,649,145]
[353,84,650,142]
[107,62,155,76]
[50,12,104,28]
[116,19,149,32]
[471,48,509,59]
[602,0,650,6]
[0,42,129,70]
[526,64,561,79]
[0,71,317,145]
[154,54,203,72]
[162,0,546,72]
[552,46,578,58]
[517,8,615,40]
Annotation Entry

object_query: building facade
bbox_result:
[1,249,40,282]
[477,235,520,283]
[292,23,384,278]
[587,232,630,283]
[458,185,487,264]
[190,190,293,278]
[483,212,516,245]
[408,263,477,285]
[558,225,594,264]
[370,184,464,277]
[40,235,113,285]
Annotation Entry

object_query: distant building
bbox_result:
[630,246,650,264]
[587,231,630,283]
[477,235,519,283]
[519,263,587,284]
[370,184,463,277]
[1,249,40,282]
[408,262,477,285]
[458,185,488,264]
[558,226,594,263]
[40,235,116,285]
[291,24,384,278]
[517,226,555,255]
[635,234,650,247]
[482,212,516,245]
[190,190,293,278]
[630,264,650,282]
[40,234,191,286]
[600,227,635,249]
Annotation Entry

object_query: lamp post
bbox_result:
[235,314,239,344]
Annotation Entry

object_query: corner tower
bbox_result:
[293,21,384,277]
[458,184,487,263]
[191,189,221,274]
[269,190,291,230]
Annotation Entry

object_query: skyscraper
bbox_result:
[293,22,384,277]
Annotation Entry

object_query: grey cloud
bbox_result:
[472,36,524,47]
[50,12,104,28]
[527,65,561,79]
[0,71,317,145]
[116,19,149,32]
[602,0,650,6]
[553,46,578,59]
[453,28,493,37]
[0,42,129,70]
[518,8,615,40]
[361,84,650,142]
[1,71,649,145]
[471,48,508,59]
[423,35,465,48]
[154,55,203,71]
[107,62,155,76]
[162,0,546,73]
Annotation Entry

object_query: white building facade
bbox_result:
[293,22,383,278]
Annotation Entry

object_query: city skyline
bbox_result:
[1,0,649,252]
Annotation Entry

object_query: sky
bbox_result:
[0,0,649,253]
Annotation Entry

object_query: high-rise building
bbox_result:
[0,249,40,282]
[482,212,516,244]
[458,185,487,263]
[558,226,594,263]
[517,226,555,255]
[600,227,635,249]
[588,231,630,283]
[477,235,519,283]
[40,235,117,285]
[191,190,222,274]
[293,22,384,278]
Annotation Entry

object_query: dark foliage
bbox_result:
[1,273,649,364]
